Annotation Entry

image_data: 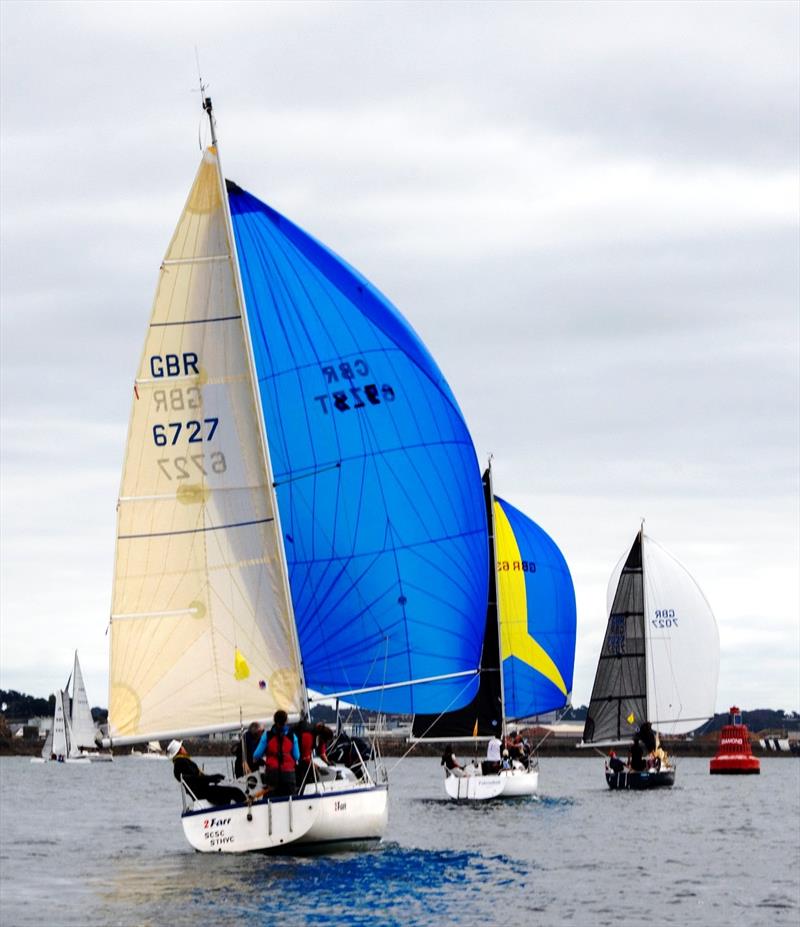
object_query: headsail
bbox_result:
[639,535,719,734]
[108,149,304,743]
[69,652,97,750]
[494,496,576,719]
[51,692,68,758]
[227,185,488,713]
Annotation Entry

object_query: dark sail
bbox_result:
[411,468,502,739]
[582,532,647,744]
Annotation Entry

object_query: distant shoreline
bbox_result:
[4,737,797,759]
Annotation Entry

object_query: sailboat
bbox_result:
[580,527,720,789]
[104,94,489,853]
[131,740,168,759]
[412,465,577,800]
[31,652,111,763]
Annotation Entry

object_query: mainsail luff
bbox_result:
[108,147,304,743]
[214,156,309,721]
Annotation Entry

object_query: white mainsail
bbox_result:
[69,652,97,749]
[51,690,68,757]
[108,148,304,743]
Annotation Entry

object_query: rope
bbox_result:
[387,674,478,774]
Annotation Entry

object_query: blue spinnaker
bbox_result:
[228,183,487,713]
[494,497,576,719]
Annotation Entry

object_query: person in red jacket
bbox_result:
[293,714,317,793]
[253,710,300,795]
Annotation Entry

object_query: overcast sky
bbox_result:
[1,0,798,715]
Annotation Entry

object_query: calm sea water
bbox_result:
[1,755,798,926]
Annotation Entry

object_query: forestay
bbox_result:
[108,149,304,742]
[227,185,488,713]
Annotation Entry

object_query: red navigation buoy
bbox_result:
[710,706,761,774]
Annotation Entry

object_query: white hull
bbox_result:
[32,755,92,765]
[181,779,388,854]
[75,751,113,763]
[444,767,539,801]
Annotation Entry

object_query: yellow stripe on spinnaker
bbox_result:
[494,501,567,696]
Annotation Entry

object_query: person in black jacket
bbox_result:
[167,740,246,805]
[233,721,264,778]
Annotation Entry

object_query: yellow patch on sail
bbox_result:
[494,501,567,696]
[187,157,221,215]
[234,648,250,681]
[270,668,301,708]
[627,712,635,725]
[189,600,207,620]
[176,484,210,506]
[109,683,142,738]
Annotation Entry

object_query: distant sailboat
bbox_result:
[412,464,577,800]
[131,740,168,759]
[580,528,720,789]
[104,94,488,852]
[31,652,111,764]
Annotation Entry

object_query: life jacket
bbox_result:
[265,729,296,772]
[297,728,315,762]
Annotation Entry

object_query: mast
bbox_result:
[485,457,506,737]
[640,518,650,730]
[205,94,310,718]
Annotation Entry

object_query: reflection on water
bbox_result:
[1,756,798,927]
[97,844,529,927]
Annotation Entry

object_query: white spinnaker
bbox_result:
[109,149,303,741]
[69,652,97,749]
[51,692,67,757]
[642,535,719,735]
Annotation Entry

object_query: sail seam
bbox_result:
[150,315,242,328]
[118,516,273,540]
[162,255,229,265]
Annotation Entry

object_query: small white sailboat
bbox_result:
[579,527,720,789]
[413,464,577,800]
[31,652,111,763]
[131,740,168,759]
[104,93,489,853]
